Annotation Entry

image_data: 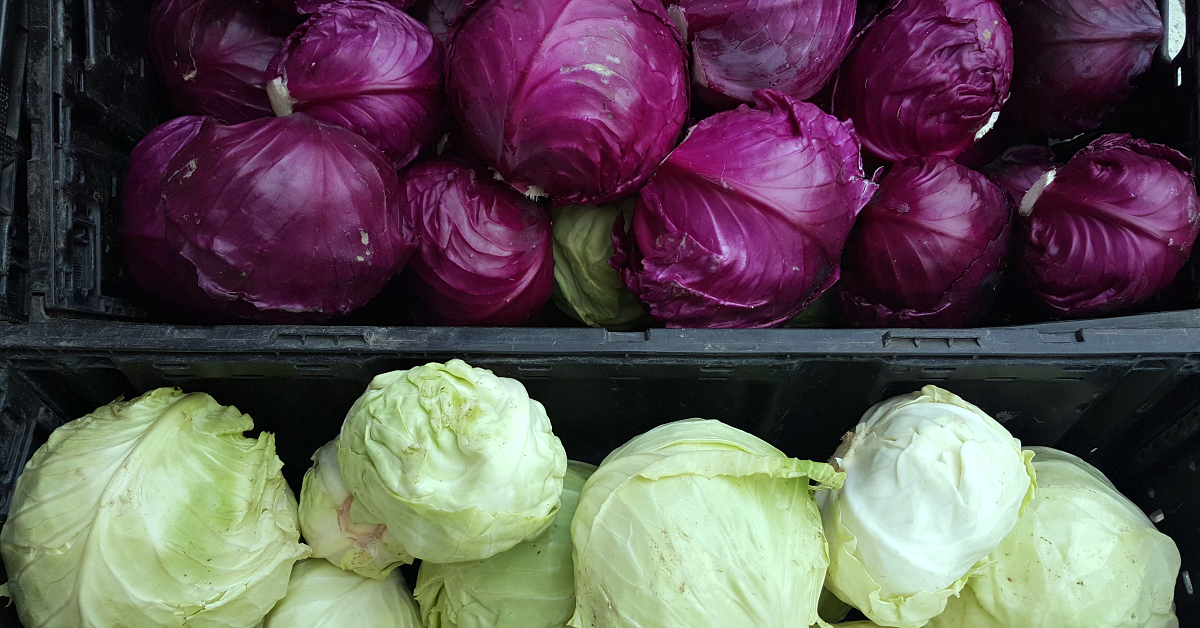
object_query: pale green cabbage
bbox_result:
[569,419,843,628]
[819,385,1036,628]
[415,461,596,628]
[550,199,646,330]
[338,360,568,564]
[927,446,1180,628]
[298,440,411,578]
[0,388,308,628]
[262,559,422,628]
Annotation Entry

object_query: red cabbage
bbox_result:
[980,145,1059,204]
[612,89,876,328]
[148,0,295,124]
[445,0,689,206]
[840,156,1013,327]
[399,159,554,326]
[1018,135,1200,317]
[159,115,415,322]
[120,116,208,308]
[834,0,1013,162]
[668,0,857,106]
[1003,0,1163,137]
[267,1,442,169]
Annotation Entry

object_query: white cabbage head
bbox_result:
[262,558,423,628]
[298,440,411,578]
[550,199,645,330]
[819,385,1036,628]
[0,388,308,628]
[338,360,568,563]
[569,419,843,628]
[415,461,596,628]
[927,447,1180,628]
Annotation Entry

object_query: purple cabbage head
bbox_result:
[399,159,554,326]
[120,116,208,308]
[980,144,1060,204]
[158,115,415,322]
[612,89,876,328]
[148,0,296,123]
[1018,134,1200,317]
[667,0,857,107]
[446,0,689,206]
[1003,0,1163,137]
[834,0,1013,162]
[267,1,442,169]
[840,156,1013,327]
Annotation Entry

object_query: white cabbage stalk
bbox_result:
[262,558,423,628]
[820,385,1036,628]
[927,447,1181,628]
[0,388,309,628]
[338,360,568,563]
[298,440,411,578]
[569,419,843,628]
[415,461,596,628]
[550,199,646,330]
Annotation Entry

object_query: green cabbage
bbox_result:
[262,559,423,627]
[415,461,596,628]
[820,386,1036,628]
[338,360,568,564]
[298,440,411,578]
[0,388,308,628]
[550,199,646,330]
[926,447,1180,628]
[569,419,843,628]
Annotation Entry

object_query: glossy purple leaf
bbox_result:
[120,116,209,308]
[980,144,1059,204]
[1019,134,1200,317]
[399,159,554,326]
[840,156,1013,327]
[612,89,876,328]
[267,1,442,169]
[1003,0,1163,137]
[445,0,689,206]
[668,0,857,107]
[159,115,415,322]
[148,0,295,124]
[834,0,1013,162]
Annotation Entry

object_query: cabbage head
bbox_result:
[262,559,423,628]
[820,385,1036,628]
[550,200,646,330]
[338,360,568,563]
[0,388,308,628]
[569,419,843,628]
[927,447,1180,628]
[415,461,596,628]
[299,440,411,578]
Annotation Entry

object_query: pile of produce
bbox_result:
[123,0,1197,327]
[0,362,1182,627]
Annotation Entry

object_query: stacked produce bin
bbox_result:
[0,0,1197,626]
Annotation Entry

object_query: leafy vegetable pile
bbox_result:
[0,365,1180,627]
[125,0,1197,326]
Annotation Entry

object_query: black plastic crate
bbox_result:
[0,321,1197,625]
[19,0,1200,329]
[0,0,28,324]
